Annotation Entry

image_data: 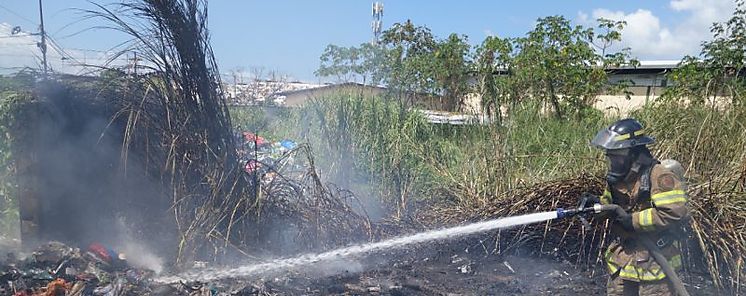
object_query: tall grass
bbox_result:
[0,92,19,238]
[0,75,33,239]
[88,0,250,264]
[300,94,433,218]
[432,104,609,206]
[234,94,613,216]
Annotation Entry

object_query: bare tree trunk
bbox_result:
[547,80,562,119]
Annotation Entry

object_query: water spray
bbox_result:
[156,211,562,283]
[156,194,688,296]
[157,199,608,284]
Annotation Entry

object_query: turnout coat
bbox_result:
[601,158,689,282]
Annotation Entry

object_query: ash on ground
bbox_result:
[1,241,720,295]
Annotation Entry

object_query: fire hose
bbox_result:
[557,201,690,296]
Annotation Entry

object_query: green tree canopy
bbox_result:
[664,0,746,106]
[316,16,636,116]
[511,16,634,119]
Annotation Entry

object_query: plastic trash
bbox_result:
[280,139,297,150]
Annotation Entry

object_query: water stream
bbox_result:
[156,211,559,283]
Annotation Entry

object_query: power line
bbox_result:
[0,66,34,70]
[63,47,116,54]
[0,53,40,58]
[0,3,38,26]
[0,34,38,39]
[45,34,77,62]
[0,41,37,45]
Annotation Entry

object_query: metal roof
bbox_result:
[612,60,681,70]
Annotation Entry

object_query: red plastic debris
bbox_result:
[242,132,267,145]
[87,243,113,264]
[38,278,69,296]
[244,159,262,173]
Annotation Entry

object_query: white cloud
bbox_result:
[582,0,735,60]
[577,11,590,23]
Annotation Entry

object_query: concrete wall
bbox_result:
[281,84,386,107]
[269,82,672,117]
[462,85,670,117]
[594,95,654,116]
[592,85,666,115]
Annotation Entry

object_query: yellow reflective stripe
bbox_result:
[610,263,668,281]
[618,266,666,281]
[606,260,620,272]
[651,190,687,206]
[601,189,612,204]
[613,130,644,141]
[639,208,655,231]
[655,196,687,206]
[605,250,681,281]
[651,190,686,200]
[606,250,620,274]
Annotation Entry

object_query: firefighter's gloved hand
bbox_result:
[579,192,600,208]
[615,211,634,231]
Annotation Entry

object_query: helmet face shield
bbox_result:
[591,129,627,150]
[590,127,655,150]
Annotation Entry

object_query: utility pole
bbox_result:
[38,0,48,76]
[130,52,140,75]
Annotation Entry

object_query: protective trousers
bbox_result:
[607,276,674,296]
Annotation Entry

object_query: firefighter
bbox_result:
[589,118,689,296]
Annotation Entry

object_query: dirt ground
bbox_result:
[0,237,726,296]
[222,244,721,296]
[0,236,724,295]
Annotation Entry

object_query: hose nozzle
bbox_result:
[556,208,578,219]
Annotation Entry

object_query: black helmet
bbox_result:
[592,118,655,184]
[591,118,655,150]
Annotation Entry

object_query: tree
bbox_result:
[317,20,473,112]
[512,16,634,119]
[592,18,639,104]
[432,33,471,111]
[316,43,387,85]
[664,0,746,106]
[380,20,438,104]
[473,36,515,122]
[316,44,362,83]
[380,21,473,111]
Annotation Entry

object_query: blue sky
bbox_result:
[0,0,737,81]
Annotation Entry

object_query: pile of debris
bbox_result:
[235,131,299,178]
[0,242,164,295]
[0,242,277,296]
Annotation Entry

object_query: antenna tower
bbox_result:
[371,2,384,45]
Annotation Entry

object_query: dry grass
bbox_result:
[83,0,372,266]
[420,174,609,270]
